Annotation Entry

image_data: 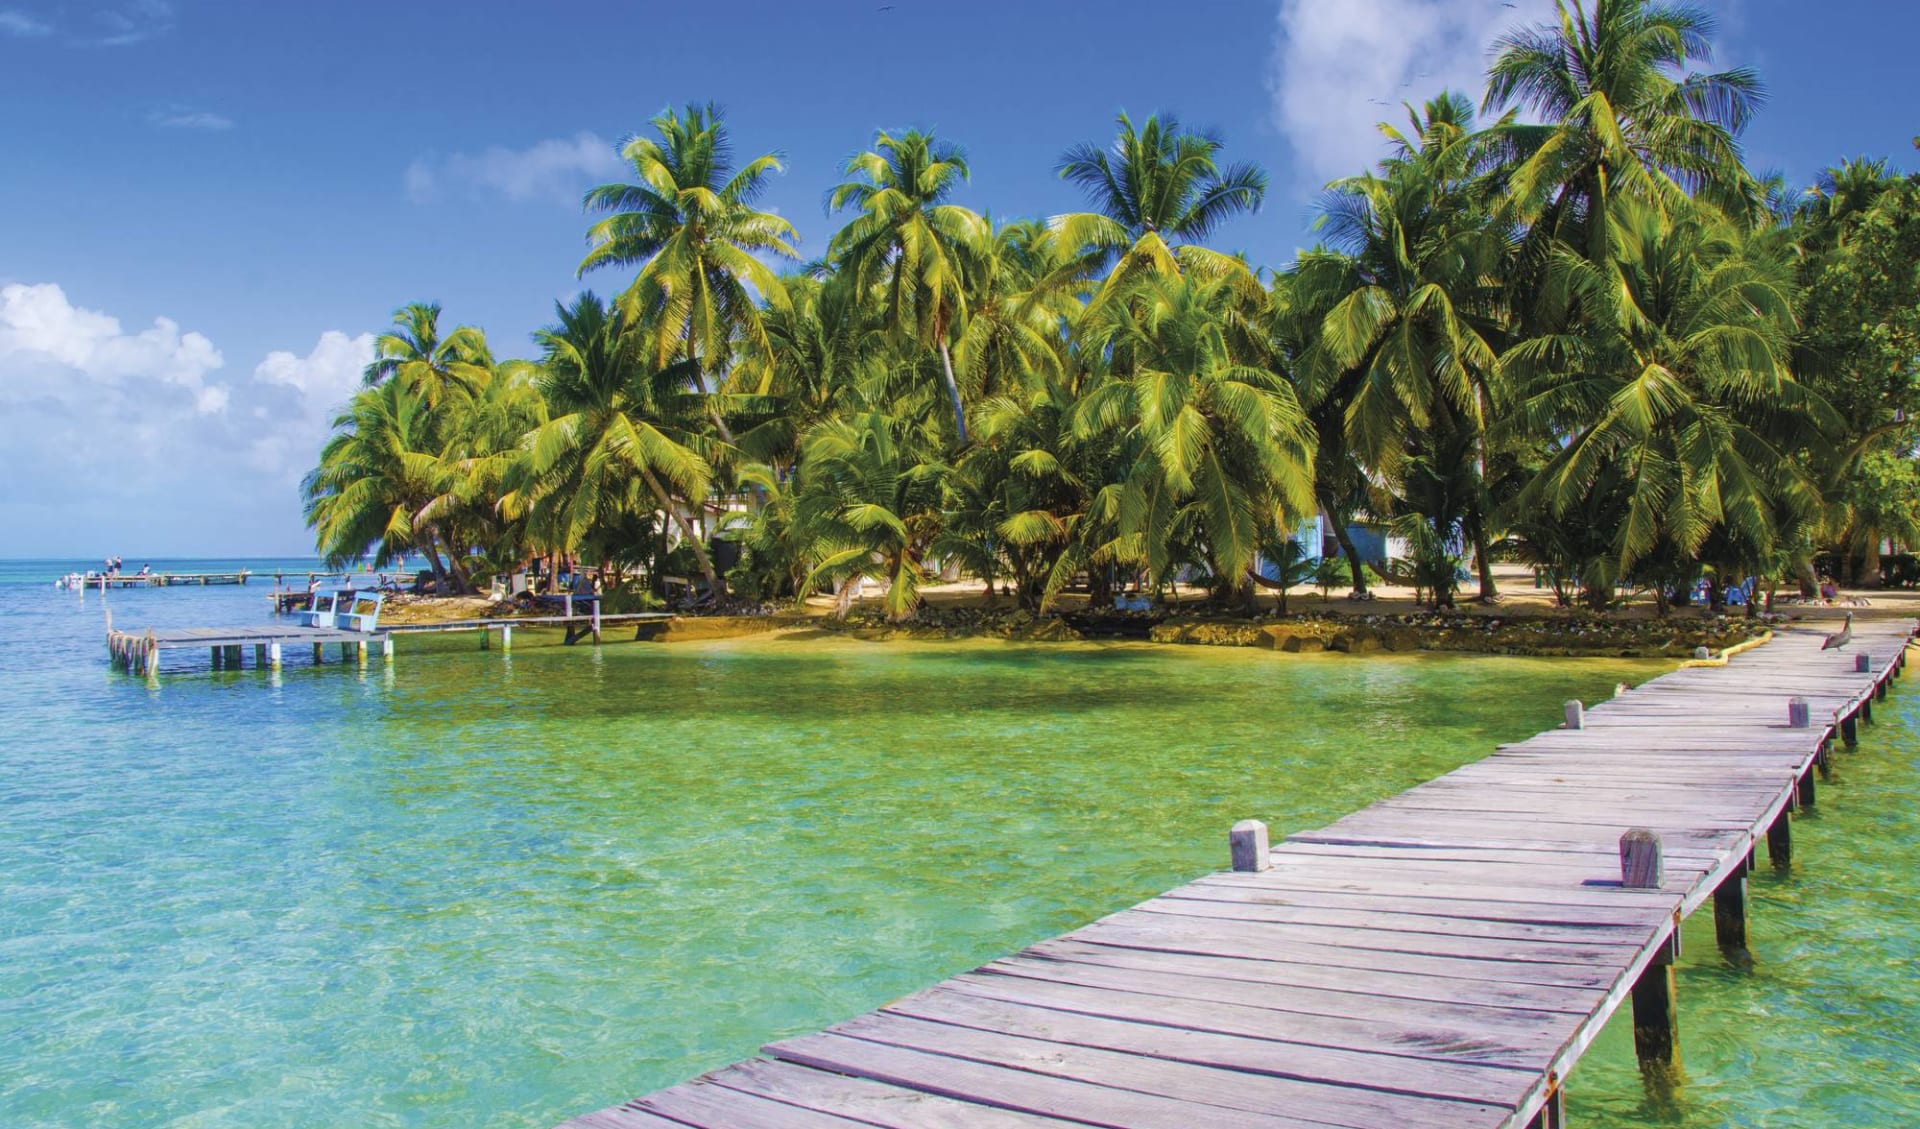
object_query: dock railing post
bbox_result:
[1564,700,1584,730]
[1229,820,1271,872]
[1620,828,1680,1074]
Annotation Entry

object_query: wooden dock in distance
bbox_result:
[107,624,391,678]
[73,570,252,590]
[554,615,1914,1129]
[105,612,679,678]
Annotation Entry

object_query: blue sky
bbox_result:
[2,0,1915,558]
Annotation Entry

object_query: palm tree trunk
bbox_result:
[937,338,968,446]
[1327,519,1368,595]
[640,466,726,601]
[1469,519,1498,601]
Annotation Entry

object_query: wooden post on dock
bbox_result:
[1620,828,1679,1072]
[1787,697,1810,728]
[1564,700,1583,730]
[1768,805,1792,869]
[1229,820,1271,872]
[1526,1074,1565,1129]
[255,644,266,667]
[269,642,283,670]
[1856,653,1871,673]
[382,636,394,663]
[501,625,512,652]
[1841,709,1859,747]
[357,640,368,668]
[592,601,602,644]
[1797,764,1817,808]
[1713,864,1749,959]
[313,643,324,664]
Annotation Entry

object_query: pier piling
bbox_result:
[1621,829,1680,1072]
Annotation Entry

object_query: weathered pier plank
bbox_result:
[553,615,1914,1129]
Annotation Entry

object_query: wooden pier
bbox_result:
[107,624,391,678]
[106,612,678,678]
[71,570,251,590]
[555,615,1915,1129]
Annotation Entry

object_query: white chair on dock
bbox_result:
[336,593,386,633]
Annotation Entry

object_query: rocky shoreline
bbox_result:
[801,606,1772,658]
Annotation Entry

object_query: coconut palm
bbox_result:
[1485,0,1764,261]
[304,377,457,582]
[1503,196,1829,577]
[521,292,728,600]
[580,103,798,441]
[362,302,494,410]
[793,410,948,621]
[827,129,988,445]
[1309,95,1511,598]
[1053,112,1268,309]
[1075,274,1316,597]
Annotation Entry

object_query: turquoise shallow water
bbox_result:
[1,558,1915,1127]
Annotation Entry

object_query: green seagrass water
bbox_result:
[2,559,1915,1127]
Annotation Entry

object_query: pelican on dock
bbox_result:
[1821,611,1853,650]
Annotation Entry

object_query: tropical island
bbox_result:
[302,2,1920,663]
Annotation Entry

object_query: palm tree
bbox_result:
[304,377,457,583]
[1308,95,1510,598]
[1075,274,1316,598]
[362,302,494,410]
[521,293,728,600]
[421,359,548,578]
[827,129,988,445]
[1053,112,1268,308]
[580,103,798,442]
[1502,197,1829,581]
[793,410,948,621]
[1485,0,1764,262]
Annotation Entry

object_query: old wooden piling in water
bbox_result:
[550,614,1913,1129]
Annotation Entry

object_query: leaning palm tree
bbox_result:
[304,377,457,584]
[1484,0,1764,262]
[521,292,728,600]
[362,302,494,410]
[1053,112,1268,309]
[827,128,988,445]
[580,103,798,441]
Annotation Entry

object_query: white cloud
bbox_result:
[87,0,171,46]
[0,8,51,36]
[254,329,374,422]
[1268,0,1556,187]
[0,282,380,549]
[151,108,233,131]
[0,281,226,410]
[405,131,625,206]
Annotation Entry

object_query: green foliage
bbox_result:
[305,23,1903,618]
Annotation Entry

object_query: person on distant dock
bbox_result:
[137,563,151,577]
